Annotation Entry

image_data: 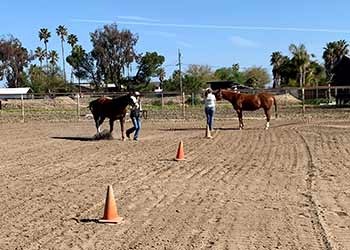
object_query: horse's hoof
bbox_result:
[93,133,101,140]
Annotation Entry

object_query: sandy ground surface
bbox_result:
[1,117,350,250]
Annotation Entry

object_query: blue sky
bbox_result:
[1,0,350,86]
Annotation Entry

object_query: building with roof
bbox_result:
[0,87,33,99]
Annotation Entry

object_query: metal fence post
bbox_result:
[302,87,305,115]
[161,92,164,110]
[182,92,185,119]
[77,94,80,120]
[21,94,25,123]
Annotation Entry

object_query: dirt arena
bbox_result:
[1,116,350,249]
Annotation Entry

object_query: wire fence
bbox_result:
[1,86,350,123]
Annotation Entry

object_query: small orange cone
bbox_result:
[205,125,213,139]
[175,141,185,161]
[99,185,123,224]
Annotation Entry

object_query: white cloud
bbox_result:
[71,18,114,23]
[71,19,350,34]
[143,31,177,38]
[230,36,259,48]
[116,16,160,22]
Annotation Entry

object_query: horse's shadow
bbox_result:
[51,134,114,141]
[52,130,114,141]
[51,136,96,141]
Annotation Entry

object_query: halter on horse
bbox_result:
[89,94,138,140]
[214,89,278,130]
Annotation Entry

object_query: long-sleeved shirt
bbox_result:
[205,93,216,108]
[130,96,142,117]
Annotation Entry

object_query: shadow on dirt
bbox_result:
[157,128,205,131]
[51,136,96,141]
[72,218,99,224]
[157,127,241,132]
[51,130,114,141]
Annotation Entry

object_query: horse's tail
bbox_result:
[89,100,95,114]
[273,96,278,119]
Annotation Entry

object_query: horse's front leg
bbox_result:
[120,117,126,141]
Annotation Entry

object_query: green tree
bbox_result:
[67,34,78,49]
[90,23,138,90]
[38,28,51,72]
[66,45,88,92]
[48,50,59,74]
[289,44,311,88]
[306,60,326,87]
[0,36,33,87]
[56,25,68,84]
[183,74,202,93]
[186,64,213,82]
[67,34,78,83]
[270,51,285,88]
[163,70,181,91]
[134,51,165,85]
[323,40,349,82]
[214,64,243,83]
[242,66,271,88]
[35,47,46,68]
[28,65,46,92]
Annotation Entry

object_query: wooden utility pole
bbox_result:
[178,49,185,118]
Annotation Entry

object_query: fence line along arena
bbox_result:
[1,90,350,249]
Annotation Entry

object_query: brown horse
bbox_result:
[214,89,278,130]
[89,94,138,140]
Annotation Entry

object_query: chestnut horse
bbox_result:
[215,89,278,130]
[89,94,137,140]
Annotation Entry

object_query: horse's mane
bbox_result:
[89,94,131,111]
[111,94,130,105]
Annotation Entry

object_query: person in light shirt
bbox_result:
[126,91,142,141]
[204,88,216,131]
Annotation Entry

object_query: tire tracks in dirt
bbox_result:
[295,129,333,250]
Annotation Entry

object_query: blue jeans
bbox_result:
[205,107,215,130]
[127,116,141,140]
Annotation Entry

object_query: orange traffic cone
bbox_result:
[175,141,185,161]
[205,125,213,139]
[99,185,123,224]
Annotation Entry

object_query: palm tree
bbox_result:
[35,47,45,68]
[67,34,78,49]
[289,44,311,88]
[270,51,284,88]
[323,40,349,82]
[48,50,59,74]
[56,25,68,84]
[38,28,51,72]
[67,34,78,83]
